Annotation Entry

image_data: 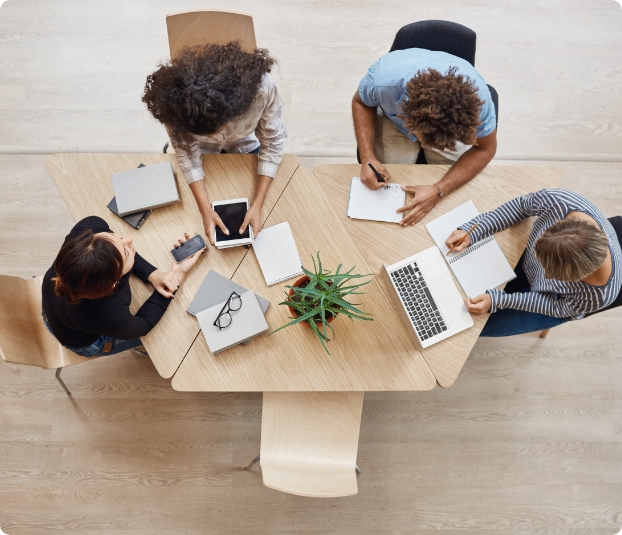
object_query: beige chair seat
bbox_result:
[0,274,98,394]
[249,391,364,498]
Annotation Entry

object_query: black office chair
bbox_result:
[540,215,622,338]
[356,20,498,165]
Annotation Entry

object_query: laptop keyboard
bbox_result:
[390,262,448,342]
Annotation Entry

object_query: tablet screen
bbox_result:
[214,202,250,242]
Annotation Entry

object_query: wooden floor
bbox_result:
[2,0,622,533]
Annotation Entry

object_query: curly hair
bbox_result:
[400,66,485,151]
[142,42,275,148]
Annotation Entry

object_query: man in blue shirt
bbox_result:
[352,48,497,225]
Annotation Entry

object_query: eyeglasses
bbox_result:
[213,291,243,330]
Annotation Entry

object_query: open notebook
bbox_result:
[426,200,516,297]
[347,178,405,224]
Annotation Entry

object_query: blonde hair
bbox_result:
[535,217,609,282]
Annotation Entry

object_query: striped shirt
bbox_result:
[166,73,287,185]
[459,189,622,319]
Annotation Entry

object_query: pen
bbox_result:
[447,222,479,256]
[367,162,385,183]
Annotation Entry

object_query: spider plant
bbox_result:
[269,252,373,354]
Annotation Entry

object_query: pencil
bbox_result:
[446,222,479,256]
[367,162,385,183]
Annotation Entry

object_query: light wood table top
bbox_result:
[171,167,437,392]
[314,164,563,387]
[45,153,299,378]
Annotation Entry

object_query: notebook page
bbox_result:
[252,222,303,286]
[347,178,405,223]
[426,201,516,297]
[448,236,516,297]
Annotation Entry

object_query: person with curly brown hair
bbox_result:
[352,48,497,226]
[143,42,287,245]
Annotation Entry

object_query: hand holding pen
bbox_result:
[360,159,390,190]
[445,223,479,255]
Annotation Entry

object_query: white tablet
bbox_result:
[212,198,254,248]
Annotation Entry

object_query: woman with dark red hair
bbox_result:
[42,216,201,357]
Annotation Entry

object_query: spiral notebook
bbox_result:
[426,200,516,297]
[252,221,303,286]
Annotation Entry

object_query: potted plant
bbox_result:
[269,252,373,354]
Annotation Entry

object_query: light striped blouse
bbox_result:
[459,189,622,319]
[166,73,287,185]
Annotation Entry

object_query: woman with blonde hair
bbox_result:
[445,189,622,336]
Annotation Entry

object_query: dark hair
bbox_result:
[142,42,275,149]
[52,230,124,305]
[535,217,609,282]
[400,66,485,151]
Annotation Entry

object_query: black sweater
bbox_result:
[42,216,171,347]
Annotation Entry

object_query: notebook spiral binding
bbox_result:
[448,235,494,264]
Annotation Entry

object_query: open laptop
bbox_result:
[380,246,473,350]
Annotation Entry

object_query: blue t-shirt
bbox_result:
[358,48,496,142]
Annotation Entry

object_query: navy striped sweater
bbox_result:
[459,189,622,319]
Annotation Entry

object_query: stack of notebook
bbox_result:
[108,162,180,229]
[188,270,271,354]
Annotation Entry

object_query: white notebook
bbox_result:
[347,177,405,223]
[196,291,269,354]
[426,200,516,297]
[252,221,303,286]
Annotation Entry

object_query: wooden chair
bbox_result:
[246,392,364,497]
[162,10,258,154]
[540,215,622,339]
[0,274,96,395]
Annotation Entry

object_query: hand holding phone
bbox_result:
[171,233,207,263]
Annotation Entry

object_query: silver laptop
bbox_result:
[381,246,473,349]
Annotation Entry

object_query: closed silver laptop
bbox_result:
[381,246,473,349]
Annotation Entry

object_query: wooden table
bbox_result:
[314,164,562,387]
[171,167,436,392]
[46,155,561,390]
[45,153,299,378]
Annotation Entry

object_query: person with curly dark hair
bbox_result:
[143,42,287,245]
[352,48,497,226]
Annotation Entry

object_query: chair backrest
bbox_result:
[166,10,257,60]
[389,20,476,66]
[587,216,622,316]
[260,392,364,497]
[0,275,91,369]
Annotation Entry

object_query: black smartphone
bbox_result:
[171,234,206,263]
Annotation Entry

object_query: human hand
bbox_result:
[147,269,180,298]
[201,208,228,246]
[397,184,440,226]
[445,230,472,254]
[240,203,262,237]
[360,158,390,190]
[171,233,204,285]
[466,294,491,314]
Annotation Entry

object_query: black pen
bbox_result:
[367,162,385,183]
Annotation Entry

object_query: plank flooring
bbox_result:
[2,0,622,532]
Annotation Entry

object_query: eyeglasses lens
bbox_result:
[216,312,232,329]
[229,295,242,311]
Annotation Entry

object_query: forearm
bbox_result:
[189,180,212,216]
[97,292,171,339]
[436,145,493,197]
[488,288,577,318]
[253,174,272,207]
[352,95,377,161]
